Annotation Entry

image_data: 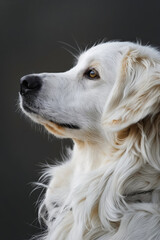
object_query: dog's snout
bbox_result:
[20,75,42,96]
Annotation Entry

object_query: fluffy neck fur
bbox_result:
[40,113,160,240]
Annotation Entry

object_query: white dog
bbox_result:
[19,41,160,240]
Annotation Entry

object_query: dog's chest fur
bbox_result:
[41,135,160,240]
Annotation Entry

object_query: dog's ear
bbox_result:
[102,46,160,131]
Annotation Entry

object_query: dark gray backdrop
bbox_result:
[1,0,160,239]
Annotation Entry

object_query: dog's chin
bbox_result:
[20,102,80,135]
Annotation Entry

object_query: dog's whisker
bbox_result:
[61,46,78,59]
[59,40,79,53]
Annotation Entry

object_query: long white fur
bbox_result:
[20,41,160,239]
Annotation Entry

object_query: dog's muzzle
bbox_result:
[20,75,42,96]
[19,74,80,130]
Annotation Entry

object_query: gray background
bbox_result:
[1,0,160,239]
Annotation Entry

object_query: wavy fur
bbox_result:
[20,41,160,239]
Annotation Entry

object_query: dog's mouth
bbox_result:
[49,121,80,130]
[22,104,38,114]
[22,102,80,130]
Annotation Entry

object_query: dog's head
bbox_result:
[19,42,160,141]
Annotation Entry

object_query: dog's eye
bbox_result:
[84,68,100,80]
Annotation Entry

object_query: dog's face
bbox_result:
[19,42,160,141]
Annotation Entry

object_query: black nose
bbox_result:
[20,75,42,96]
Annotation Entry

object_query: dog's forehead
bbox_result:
[77,42,129,66]
[77,41,160,69]
[78,43,113,62]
